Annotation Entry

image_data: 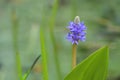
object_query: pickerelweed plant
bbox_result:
[64,16,109,80]
[66,16,87,68]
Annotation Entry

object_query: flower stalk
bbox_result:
[72,44,77,68]
[72,16,79,68]
[11,9,23,80]
[66,16,87,68]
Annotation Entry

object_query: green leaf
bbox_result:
[40,28,49,80]
[23,55,41,80]
[64,46,109,80]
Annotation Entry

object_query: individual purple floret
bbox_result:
[66,16,86,45]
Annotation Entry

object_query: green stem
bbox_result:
[11,9,23,80]
[40,0,49,79]
[40,28,49,80]
[16,52,23,80]
[49,0,62,79]
[72,44,77,69]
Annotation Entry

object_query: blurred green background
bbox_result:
[0,0,120,80]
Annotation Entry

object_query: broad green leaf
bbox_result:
[64,46,109,80]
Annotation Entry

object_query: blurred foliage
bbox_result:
[0,0,120,80]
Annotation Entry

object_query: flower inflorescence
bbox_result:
[66,16,87,45]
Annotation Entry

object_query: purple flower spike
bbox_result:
[66,16,87,45]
